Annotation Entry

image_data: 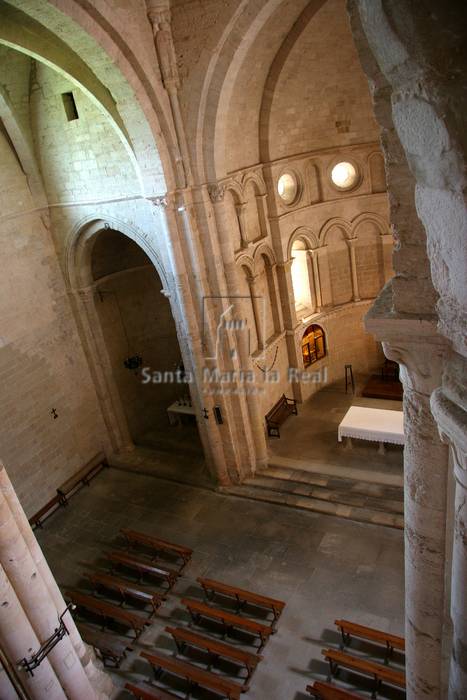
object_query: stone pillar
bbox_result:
[235,202,249,249]
[0,564,63,699]
[276,259,302,401]
[366,316,449,700]
[431,387,467,699]
[0,465,113,698]
[146,0,192,188]
[208,185,268,467]
[308,248,322,311]
[247,273,265,352]
[0,464,102,700]
[74,287,133,454]
[346,237,360,302]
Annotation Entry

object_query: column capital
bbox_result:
[207,183,226,203]
[148,194,168,208]
[346,236,358,247]
[431,388,467,483]
[276,258,294,270]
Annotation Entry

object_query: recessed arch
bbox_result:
[319,217,352,245]
[287,227,319,259]
[0,0,176,194]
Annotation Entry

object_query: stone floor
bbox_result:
[37,467,405,700]
[269,378,404,484]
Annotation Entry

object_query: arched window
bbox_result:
[291,239,312,312]
[302,324,326,367]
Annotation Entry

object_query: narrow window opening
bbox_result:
[62,92,79,121]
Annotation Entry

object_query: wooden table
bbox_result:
[166,401,196,426]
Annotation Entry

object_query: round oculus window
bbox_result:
[277,173,298,204]
[330,161,358,190]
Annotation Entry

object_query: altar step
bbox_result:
[222,465,404,530]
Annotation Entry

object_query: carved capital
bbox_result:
[431,387,467,486]
[148,195,168,208]
[207,184,226,203]
[382,338,446,396]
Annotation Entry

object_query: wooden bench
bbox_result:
[108,551,180,589]
[65,590,148,638]
[29,495,61,529]
[181,598,272,652]
[197,577,285,630]
[78,622,133,668]
[321,649,406,699]
[141,650,243,700]
[84,570,166,616]
[165,626,262,686]
[121,528,193,569]
[335,619,405,663]
[57,452,108,506]
[125,682,180,700]
[307,681,364,699]
[265,394,297,438]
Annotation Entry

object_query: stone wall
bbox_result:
[0,126,107,517]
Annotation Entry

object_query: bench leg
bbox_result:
[371,675,382,699]
[339,628,352,649]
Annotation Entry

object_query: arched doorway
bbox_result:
[73,224,205,468]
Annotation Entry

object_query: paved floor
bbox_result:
[269,378,404,483]
[37,467,405,700]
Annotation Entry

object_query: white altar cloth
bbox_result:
[338,406,404,445]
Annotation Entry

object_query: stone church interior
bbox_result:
[0,1,465,699]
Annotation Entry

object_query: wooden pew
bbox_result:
[321,649,406,699]
[29,495,61,529]
[140,650,243,699]
[121,528,193,569]
[307,681,365,699]
[84,570,166,616]
[78,622,133,668]
[57,452,108,506]
[181,598,272,652]
[125,683,180,700]
[197,577,285,630]
[65,590,148,638]
[108,551,180,589]
[335,619,405,663]
[165,626,262,686]
[265,394,297,438]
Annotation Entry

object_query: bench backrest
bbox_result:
[125,682,179,700]
[182,598,272,634]
[165,626,262,665]
[308,681,364,699]
[198,576,285,610]
[322,649,405,686]
[335,619,405,650]
[141,651,242,699]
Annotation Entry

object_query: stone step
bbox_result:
[249,471,404,514]
[221,484,404,530]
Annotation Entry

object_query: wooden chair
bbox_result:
[321,649,406,699]
[182,598,272,652]
[65,590,148,638]
[125,682,180,700]
[84,570,166,616]
[197,577,285,630]
[140,650,243,699]
[57,453,108,506]
[265,394,297,438]
[78,622,133,668]
[165,626,262,686]
[121,528,193,569]
[335,619,405,663]
[307,681,365,699]
[108,551,180,589]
